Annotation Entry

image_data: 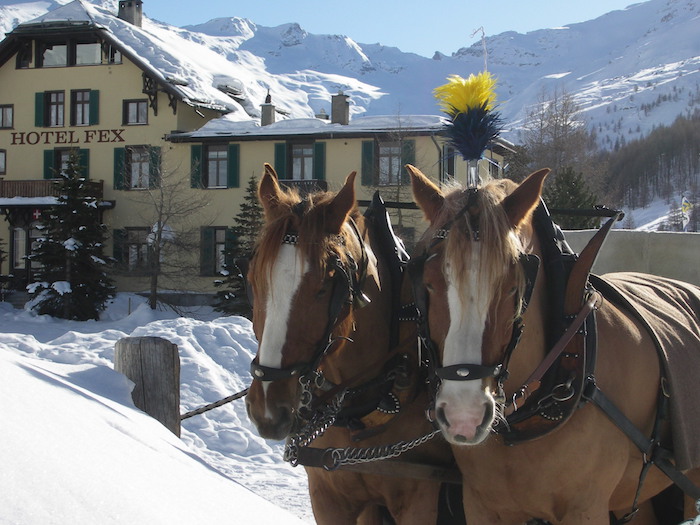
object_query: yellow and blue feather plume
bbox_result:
[434,72,503,161]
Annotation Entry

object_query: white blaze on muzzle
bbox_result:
[437,244,495,437]
[259,244,308,412]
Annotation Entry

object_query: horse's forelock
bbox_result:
[252,188,363,298]
[443,180,527,315]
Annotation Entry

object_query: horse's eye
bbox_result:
[425,282,435,293]
[316,287,329,298]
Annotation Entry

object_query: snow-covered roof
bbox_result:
[17,0,96,26]
[5,0,243,114]
[169,113,448,141]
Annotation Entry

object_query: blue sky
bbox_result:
[143,0,646,57]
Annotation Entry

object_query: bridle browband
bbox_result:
[408,187,540,402]
[244,215,371,383]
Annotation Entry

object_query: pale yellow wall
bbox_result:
[0,36,503,293]
[0,44,227,290]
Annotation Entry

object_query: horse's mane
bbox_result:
[251,184,363,303]
[427,178,528,315]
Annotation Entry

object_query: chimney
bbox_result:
[331,93,349,125]
[118,0,143,27]
[261,91,275,126]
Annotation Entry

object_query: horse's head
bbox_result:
[244,164,381,440]
[408,164,548,445]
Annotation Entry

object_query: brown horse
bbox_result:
[407,164,700,524]
[243,164,456,524]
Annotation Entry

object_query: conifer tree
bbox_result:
[28,153,115,320]
[544,166,601,230]
[214,174,263,316]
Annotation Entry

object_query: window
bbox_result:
[11,225,41,272]
[47,91,64,127]
[34,38,109,67]
[273,142,325,181]
[200,227,233,276]
[123,100,148,125]
[378,142,402,186]
[44,148,89,179]
[291,143,314,180]
[55,149,73,176]
[114,146,160,190]
[71,90,90,126]
[12,227,27,270]
[127,146,151,189]
[16,41,32,68]
[125,228,150,271]
[204,145,228,188]
[190,144,239,189]
[441,145,455,185]
[40,42,67,67]
[106,45,122,64]
[75,42,101,65]
[360,139,414,186]
[0,150,5,175]
[0,105,13,128]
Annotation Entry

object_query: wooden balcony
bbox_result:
[278,179,328,195]
[0,179,104,199]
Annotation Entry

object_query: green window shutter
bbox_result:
[149,146,161,188]
[361,140,375,186]
[89,90,99,125]
[313,142,326,181]
[113,148,126,190]
[191,144,202,188]
[112,229,127,263]
[43,150,54,179]
[227,144,240,188]
[35,92,45,127]
[200,227,215,276]
[78,149,90,179]
[401,140,415,184]
[274,143,287,178]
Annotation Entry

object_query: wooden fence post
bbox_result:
[114,336,180,437]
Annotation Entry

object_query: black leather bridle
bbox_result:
[407,188,540,402]
[239,217,371,383]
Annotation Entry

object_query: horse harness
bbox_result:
[241,195,442,472]
[408,188,700,516]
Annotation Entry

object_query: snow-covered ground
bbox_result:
[0,295,314,524]
[0,196,692,524]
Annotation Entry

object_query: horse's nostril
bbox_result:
[436,406,450,428]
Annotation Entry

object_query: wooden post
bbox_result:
[114,336,180,437]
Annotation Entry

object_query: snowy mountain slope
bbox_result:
[1,0,698,146]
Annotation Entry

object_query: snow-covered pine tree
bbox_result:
[28,153,115,320]
[214,174,263,316]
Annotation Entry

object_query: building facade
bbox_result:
[0,0,507,304]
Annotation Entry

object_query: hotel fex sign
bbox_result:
[9,129,126,145]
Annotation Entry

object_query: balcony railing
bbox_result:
[278,179,328,194]
[0,179,104,199]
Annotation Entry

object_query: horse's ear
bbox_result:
[258,163,283,216]
[326,171,357,234]
[406,164,444,225]
[502,168,550,228]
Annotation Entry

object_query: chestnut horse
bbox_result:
[406,164,700,524]
[243,164,456,524]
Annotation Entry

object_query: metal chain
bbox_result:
[325,429,440,470]
[285,386,348,466]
